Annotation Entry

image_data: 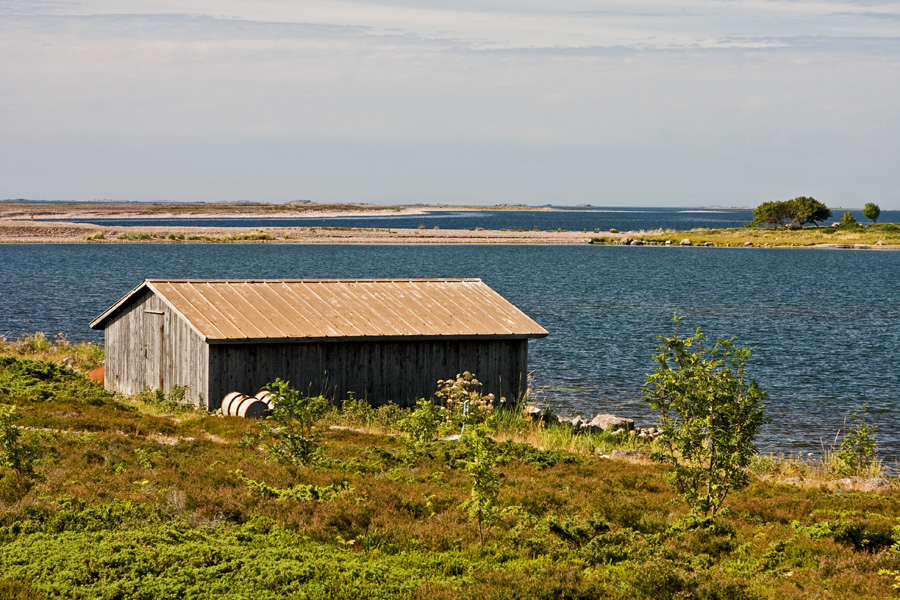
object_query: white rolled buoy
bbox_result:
[221,392,249,416]
[237,399,270,419]
[255,390,275,408]
[221,391,272,418]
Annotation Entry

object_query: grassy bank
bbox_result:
[0,340,898,599]
[591,223,900,248]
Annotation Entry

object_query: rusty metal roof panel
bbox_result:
[90,278,548,342]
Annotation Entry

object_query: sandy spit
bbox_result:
[0,218,596,245]
[0,202,589,244]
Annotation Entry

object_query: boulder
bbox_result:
[680,239,692,246]
[664,240,672,246]
[743,241,753,247]
[557,415,584,428]
[860,477,891,492]
[588,413,635,432]
[522,404,545,422]
[609,449,648,461]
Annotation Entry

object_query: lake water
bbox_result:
[1,243,898,461]
[44,206,900,232]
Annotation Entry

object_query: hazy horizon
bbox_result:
[2,1,898,209]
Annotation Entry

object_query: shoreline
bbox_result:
[0,219,596,245]
[3,219,898,249]
[1,201,898,248]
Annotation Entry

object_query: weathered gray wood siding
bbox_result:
[103,290,208,406]
[206,339,528,409]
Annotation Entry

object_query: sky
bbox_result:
[1,1,899,208]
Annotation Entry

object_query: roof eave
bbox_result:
[206,332,548,345]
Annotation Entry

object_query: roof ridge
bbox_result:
[142,278,482,283]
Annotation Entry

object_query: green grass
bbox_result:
[185,233,275,242]
[0,346,897,599]
[590,223,900,248]
[115,232,155,240]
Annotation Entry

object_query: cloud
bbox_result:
[1,1,898,205]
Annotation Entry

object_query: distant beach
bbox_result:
[0,201,596,244]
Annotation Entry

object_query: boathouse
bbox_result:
[89,278,548,410]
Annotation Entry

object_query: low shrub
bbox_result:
[116,232,155,240]
[0,356,113,406]
[259,379,329,467]
[0,405,38,477]
[131,386,194,414]
[831,404,879,476]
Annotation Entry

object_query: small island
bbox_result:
[1,200,897,248]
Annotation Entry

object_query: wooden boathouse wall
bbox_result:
[207,338,529,409]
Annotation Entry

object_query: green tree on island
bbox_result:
[752,196,831,229]
[862,202,881,224]
[840,211,858,228]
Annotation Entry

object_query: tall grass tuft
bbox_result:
[0,334,104,371]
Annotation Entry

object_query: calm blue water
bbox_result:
[1,244,898,461]
[39,206,900,232]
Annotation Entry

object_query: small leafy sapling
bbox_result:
[834,404,878,476]
[459,417,500,545]
[0,404,38,477]
[399,398,443,445]
[643,316,769,517]
[433,372,503,543]
[261,378,329,467]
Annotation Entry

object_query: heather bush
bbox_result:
[0,354,895,599]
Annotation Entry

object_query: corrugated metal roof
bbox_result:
[90,279,548,342]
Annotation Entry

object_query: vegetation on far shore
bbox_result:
[591,198,899,248]
[591,222,900,248]
[1,333,897,598]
